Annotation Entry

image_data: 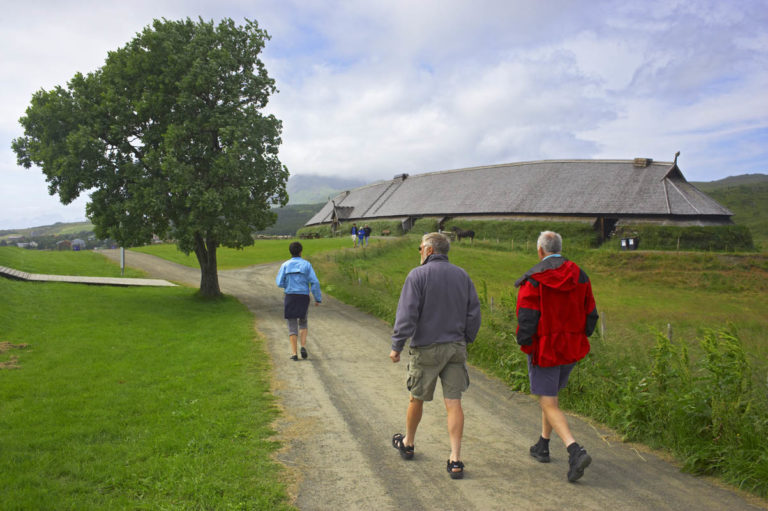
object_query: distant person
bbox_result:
[351,223,358,247]
[357,226,365,247]
[515,231,599,482]
[363,224,372,246]
[390,232,481,479]
[276,241,322,361]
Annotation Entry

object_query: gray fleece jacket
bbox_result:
[391,254,482,352]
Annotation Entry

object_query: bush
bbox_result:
[564,328,768,496]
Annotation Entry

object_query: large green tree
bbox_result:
[12,18,288,297]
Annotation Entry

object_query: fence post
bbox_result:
[667,323,673,341]
[490,296,494,312]
[600,311,606,341]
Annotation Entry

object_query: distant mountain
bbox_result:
[0,221,94,240]
[255,203,325,236]
[286,174,370,204]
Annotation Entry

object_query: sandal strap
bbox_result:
[392,433,414,452]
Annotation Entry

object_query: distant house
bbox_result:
[16,241,38,249]
[71,239,87,251]
[56,240,72,251]
[305,157,733,240]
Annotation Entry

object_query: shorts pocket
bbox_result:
[412,344,439,366]
[407,367,423,392]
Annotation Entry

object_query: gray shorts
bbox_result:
[286,317,308,336]
[527,356,575,397]
[407,341,469,401]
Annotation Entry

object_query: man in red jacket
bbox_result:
[515,231,599,482]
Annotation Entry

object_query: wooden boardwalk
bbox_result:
[0,265,177,287]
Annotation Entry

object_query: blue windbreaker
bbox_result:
[276,257,322,303]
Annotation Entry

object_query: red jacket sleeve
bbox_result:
[516,279,540,348]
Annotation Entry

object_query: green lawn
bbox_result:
[132,237,360,269]
[0,246,146,278]
[0,261,293,509]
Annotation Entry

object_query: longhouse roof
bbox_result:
[306,159,732,225]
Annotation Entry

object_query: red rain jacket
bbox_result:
[515,256,598,367]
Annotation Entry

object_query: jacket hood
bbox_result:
[533,260,580,291]
[284,258,305,272]
[515,256,579,290]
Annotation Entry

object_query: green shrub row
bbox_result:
[613,224,755,252]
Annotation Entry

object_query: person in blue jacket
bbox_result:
[276,242,322,360]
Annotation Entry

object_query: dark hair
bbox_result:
[289,242,303,257]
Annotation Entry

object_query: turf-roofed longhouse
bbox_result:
[305,157,733,239]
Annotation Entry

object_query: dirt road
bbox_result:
[103,250,766,511]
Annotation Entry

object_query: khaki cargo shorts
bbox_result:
[407,341,469,401]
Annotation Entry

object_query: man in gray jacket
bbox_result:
[389,232,482,479]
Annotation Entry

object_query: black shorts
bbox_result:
[284,294,310,319]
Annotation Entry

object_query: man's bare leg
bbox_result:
[403,396,423,447]
[539,396,575,447]
[445,398,464,463]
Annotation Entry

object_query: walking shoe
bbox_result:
[529,437,550,463]
[567,445,592,482]
[300,347,308,359]
[290,355,299,361]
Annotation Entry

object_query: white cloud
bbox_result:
[1,0,766,229]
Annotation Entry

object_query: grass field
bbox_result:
[132,237,358,269]
[312,236,768,497]
[0,246,146,278]
[0,251,294,509]
[5,236,766,503]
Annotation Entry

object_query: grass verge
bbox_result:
[0,278,293,510]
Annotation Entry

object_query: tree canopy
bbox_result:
[12,17,289,296]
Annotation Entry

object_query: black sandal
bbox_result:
[447,459,465,479]
[392,433,414,460]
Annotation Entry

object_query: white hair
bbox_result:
[537,231,562,254]
[422,232,450,254]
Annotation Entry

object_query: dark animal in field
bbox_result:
[451,226,475,243]
[381,229,391,236]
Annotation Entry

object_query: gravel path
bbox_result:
[102,249,767,511]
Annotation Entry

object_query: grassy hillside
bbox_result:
[692,173,768,190]
[0,221,94,240]
[694,179,768,249]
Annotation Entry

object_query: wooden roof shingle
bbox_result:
[306,159,732,225]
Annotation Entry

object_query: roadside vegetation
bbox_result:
[311,237,768,498]
[0,251,294,509]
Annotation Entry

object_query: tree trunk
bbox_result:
[193,232,221,297]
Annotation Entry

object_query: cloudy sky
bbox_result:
[1,0,766,229]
